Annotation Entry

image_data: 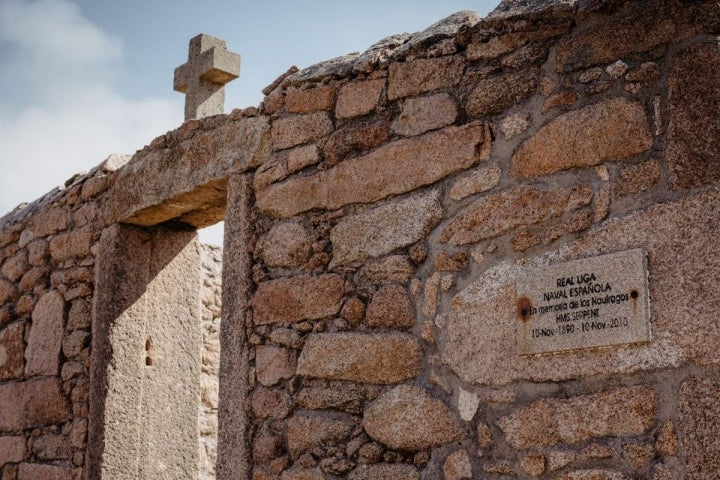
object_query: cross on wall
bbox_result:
[174,34,241,121]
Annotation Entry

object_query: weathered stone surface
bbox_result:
[511,98,652,179]
[0,378,70,431]
[443,191,720,385]
[17,464,73,480]
[336,79,384,119]
[62,330,89,359]
[366,285,414,329]
[1,253,27,283]
[281,466,325,480]
[296,383,377,415]
[0,436,26,466]
[0,323,23,381]
[0,280,18,306]
[255,345,297,386]
[679,376,720,478]
[622,442,654,468]
[444,450,472,480]
[391,93,457,137]
[287,413,355,459]
[272,112,334,151]
[615,160,661,196]
[257,221,312,268]
[257,123,490,218]
[667,43,720,189]
[655,420,678,457]
[449,163,502,201]
[287,145,320,173]
[49,230,92,261]
[340,297,365,326]
[329,189,443,269]
[32,433,72,460]
[25,290,64,376]
[497,387,655,449]
[253,274,344,325]
[497,114,531,139]
[364,384,462,450]
[466,69,539,117]
[285,86,336,114]
[467,25,568,61]
[521,453,546,476]
[555,470,630,480]
[297,333,422,384]
[322,119,390,166]
[441,184,590,245]
[348,464,419,480]
[357,256,414,285]
[388,56,465,100]
[105,116,270,227]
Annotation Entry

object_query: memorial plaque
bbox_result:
[516,249,651,355]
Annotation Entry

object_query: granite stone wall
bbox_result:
[0,0,718,479]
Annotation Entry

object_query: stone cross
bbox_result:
[174,34,241,121]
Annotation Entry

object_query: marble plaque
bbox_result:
[516,249,651,355]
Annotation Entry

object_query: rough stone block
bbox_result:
[250,388,292,419]
[679,376,720,478]
[25,290,64,376]
[615,160,661,196]
[391,93,457,137]
[257,123,491,218]
[256,221,312,268]
[49,230,92,262]
[366,285,414,329]
[322,119,390,166]
[555,471,629,480]
[357,255,415,286]
[0,378,70,431]
[0,280,18,306]
[449,163,502,201]
[336,79,384,119]
[271,112,333,151]
[511,98,652,179]
[0,436,26,466]
[29,208,68,238]
[444,450,472,480]
[441,184,591,245]
[497,386,656,449]
[297,332,422,384]
[667,43,720,189]
[0,323,24,381]
[363,384,463,450]
[286,413,355,459]
[17,463,73,480]
[1,253,28,283]
[329,189,442,269]
[388,56,465,100]
[285,86,336,114]
[253,274,344,325]
[348,464,419,480]
[466,68,539,117]
[281,466,325,480]
[255,345,297,386]
[31,433,72,460]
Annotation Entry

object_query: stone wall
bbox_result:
[0,0,718,479]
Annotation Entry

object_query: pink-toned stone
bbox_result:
[497,386,656,449]
[30,208,68,238]
[271,112,333,151]
[281,466,325,480]
[253,274,344,325]
[357,256,415,286]
[0,377,70,431]
[1,253,28,283]
[25,290,64,376]
[255,345,297,386]
[655,420,678,457]
[0,436,26,466]
[336,79,385,119]
[285,86,336,114]
[521,453,546,476]
[366,285,414,330]
[80,175,108,199]
[17,464,72,480]
[388,56,465,100]
[297,332,422,384]
[466,26,569,62]
[49,230,93,262]
[678,376,720,477]
[340,297,365,326]
[441,184,591,245]
[449,163,502,201]
[622,443,654,468]
[19,266,50,293]
[349,464,419,480]
[286,413,355,459]
[466,68,539,117]
[0,323,25,381]
[329,189,442,269]
[287,145,320,173]
[0,280,18,306]
[363,384,463,450]
[615,160,661,196]
[257,221,312,268]
[258,122,491,218]
[444,450,472,480]
[391,93,457,137]
[511,98,652,179]
[477,422,493,449]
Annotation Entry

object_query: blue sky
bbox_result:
[0,0,498,244]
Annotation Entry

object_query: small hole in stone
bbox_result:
[146,356,153,366]
[145,338,152,351]
[521,308,529,317]
[630,290,639,299]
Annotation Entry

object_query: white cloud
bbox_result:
[0,0,182,223]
